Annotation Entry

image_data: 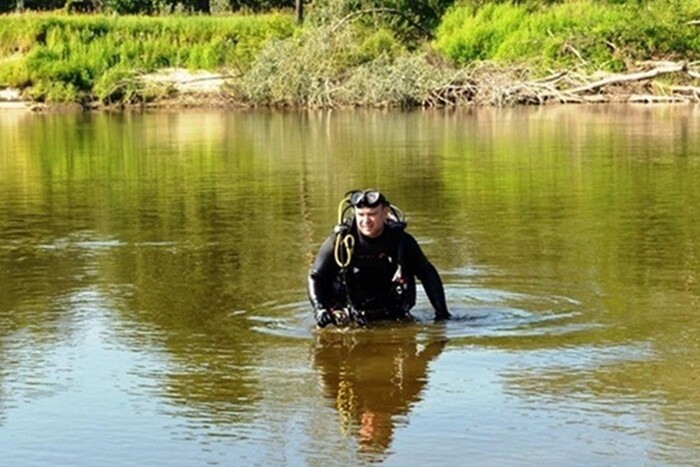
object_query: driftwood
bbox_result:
[425,61,700,107]
[423,79,477,107]
[565,62,686,94]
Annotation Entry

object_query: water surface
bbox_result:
[1,106,700,465]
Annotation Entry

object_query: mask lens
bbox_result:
[348,190,385,207]
[365,191,380,205]
[349,191,364,206]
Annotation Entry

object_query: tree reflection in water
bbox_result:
[313,324,446,458]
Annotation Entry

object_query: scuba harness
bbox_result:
[331,192,410,326]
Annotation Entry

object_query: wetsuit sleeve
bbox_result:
[308,234,341,312]
[403,233,451,319]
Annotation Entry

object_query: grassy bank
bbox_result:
[435,0,700,72]
[0,13,295,103]
[1,1,700,108]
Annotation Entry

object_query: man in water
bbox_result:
[308,189,450,327]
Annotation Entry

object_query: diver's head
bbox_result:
[348,189,390,238]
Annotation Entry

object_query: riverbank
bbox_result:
[0,88,27,109]
[3,61,699,112]
[0,69,243,111]
[2,2,700,111]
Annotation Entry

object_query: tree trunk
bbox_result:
[194,0,210,14]
[296,0,303,24]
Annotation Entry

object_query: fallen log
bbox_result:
[565,63,686,94]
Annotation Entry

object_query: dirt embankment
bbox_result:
[0,68,233,112]
[0,88,29,110]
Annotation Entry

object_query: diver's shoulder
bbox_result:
[387,220,407,232]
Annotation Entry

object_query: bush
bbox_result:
[232,18,448,107]
[339,54,450,106]
[306,0,456,45]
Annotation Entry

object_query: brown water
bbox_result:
[1,106,699,466]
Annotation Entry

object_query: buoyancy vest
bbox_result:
[341,221,416,314]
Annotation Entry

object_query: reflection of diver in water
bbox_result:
[313,325,447,457]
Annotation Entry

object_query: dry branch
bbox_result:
[423,60,700,107]
[564,63,686,94]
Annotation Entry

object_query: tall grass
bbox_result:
[435,0,700,72]
[0,12,296,102]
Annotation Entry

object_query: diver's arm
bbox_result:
[308,234,340,312]
[404,234,451,320]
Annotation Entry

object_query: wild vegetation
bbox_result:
[1,0,700,108]
[0,13,295,103]
[435,1,700,71]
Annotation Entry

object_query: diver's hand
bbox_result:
[435,310,451,321]
[315,309,335,328]
[353,309,368,326]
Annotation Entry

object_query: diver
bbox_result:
[308,189,451,327]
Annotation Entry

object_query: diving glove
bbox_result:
[315,309,335,328]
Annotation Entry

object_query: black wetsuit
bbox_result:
[308,222,450,321]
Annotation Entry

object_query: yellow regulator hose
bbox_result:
[333,194,355,268]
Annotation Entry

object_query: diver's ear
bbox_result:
[383,205,391,218]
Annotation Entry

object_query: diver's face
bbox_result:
[355,205,388,238]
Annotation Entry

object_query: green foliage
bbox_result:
[339,54,450,106]
[233,26,356,105]
[0,13,296,103]
[92,67,143,104]
[0,0,294,13]
[379,0,456,31]
[4,1,700,106]
[107,0,157,14]
[227,0,293,11]
[0,14,43,55]
[2,0,65,12]
[358,27,404,61]
[307,0,456,44]
[233,18,449,107]
[435,0,700,71]
[25,78,80,102]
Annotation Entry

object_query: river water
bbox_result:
[1,106,699,466]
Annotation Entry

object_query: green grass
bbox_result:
[434,0,700,72]
[0,12,296,102]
